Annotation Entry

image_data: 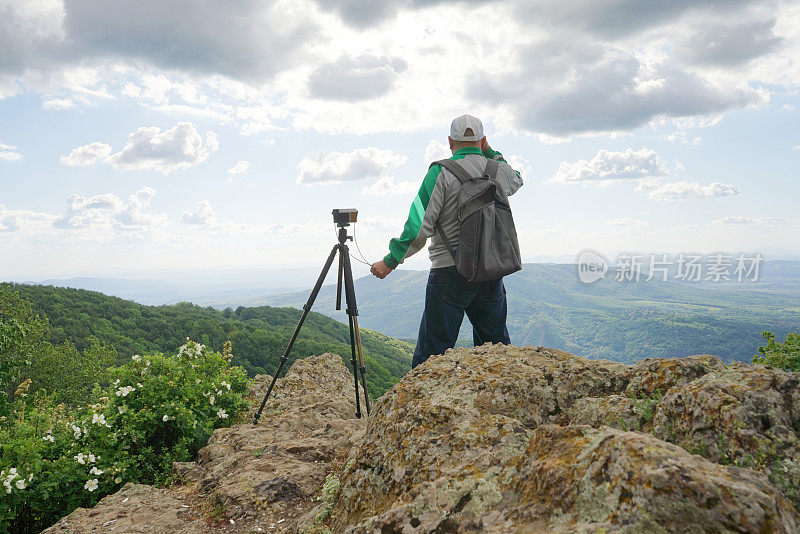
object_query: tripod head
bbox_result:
[337,227,352,245]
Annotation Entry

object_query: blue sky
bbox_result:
[1,0,799,279]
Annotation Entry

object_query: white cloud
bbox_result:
[361,175,419,196]
[0,143,23,162]
[53,187,166,230]
[60,123,217,173]
[551,147,741,202]
[712,215,789,226]
[424,140,450,163]
[549,148,671,184]
[106,122,218,174]
[793,145,800,151]
[60,142,112,166]
[308,55,407,102]
[180,200,218,227]
[42,97,75,110]
[504,154,533,179]
[639,180,740,201]
[297,147,406,185]
[607,217,653,228]
[664,131,702,145]
[0,203,55,233]
[227,161,251,175]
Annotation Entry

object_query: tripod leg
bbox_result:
[347,313,362,418]
[336,249,344,311]
[341,246,371,415]
[253,244,339,425]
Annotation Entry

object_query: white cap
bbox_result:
[449,114,484,142]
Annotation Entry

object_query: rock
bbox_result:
[42,483,208,533]
[321,345,799,533]
[624,353,725,397]
[50,345,800,533]
[195,353,366,529]
[652,363,800,494]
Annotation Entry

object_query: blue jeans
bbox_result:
[412,266,511,368]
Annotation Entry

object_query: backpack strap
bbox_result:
[434,223,458,263]
[430,159,474,185]
[482,158,499,181]
[431,158,499,184]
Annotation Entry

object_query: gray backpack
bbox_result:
[432,158,522,282]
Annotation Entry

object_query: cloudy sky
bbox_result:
[1,0,799,279]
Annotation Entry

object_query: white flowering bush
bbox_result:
[0,340,248,533]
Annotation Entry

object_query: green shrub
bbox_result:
[0,340,249,534]
[0,286,49,409]
[754,330,800,371]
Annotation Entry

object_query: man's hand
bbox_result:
[370,260,393,279]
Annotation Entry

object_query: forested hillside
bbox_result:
[265,262,800,364]
[7,283,412,397]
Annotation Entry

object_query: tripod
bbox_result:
[252,223,371,424]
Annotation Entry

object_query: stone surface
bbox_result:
[652,363,800,479]
[322,345,799,533]
[49,345,800,533]
[194,353,367,530]
[43,483,209,533]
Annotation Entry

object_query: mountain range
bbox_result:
[263,261,800,364]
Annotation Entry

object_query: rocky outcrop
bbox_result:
[48,345,800,533]
[317,345,799,533]
[192,353,366,526]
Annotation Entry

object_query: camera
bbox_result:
[332,208,358,227]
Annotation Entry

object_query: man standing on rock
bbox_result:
[370,114,524,368]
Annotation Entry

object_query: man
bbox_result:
[370,114,524,368]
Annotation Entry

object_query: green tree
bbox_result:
[23,338,116,406]
[754,330,800,371]
[0,287,49,411]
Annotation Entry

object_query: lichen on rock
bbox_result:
[48,345,800,533]
[320,345,799,533]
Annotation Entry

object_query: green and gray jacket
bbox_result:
[383,146,524,270]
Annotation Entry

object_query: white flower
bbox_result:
[162,414,170,422]
[217,409,228,419]
[75,453,86,464]
[115,477,122,484]
[118,405,128,414]
[15,479,25,490]
[88,453,96,463]
[222,381,231,390]
[72,424,82,438]
[92,413,107,426]
[116,386,134,397]
[3,481,10,493]
[132,355,141,362]
[192,420,197,428]
[84,479,98,492]
[43,435,55,442]
[89,466,104,475]
[209,395,215,405]
[136,382,142,388]
[9,468,17,476]
[113,379,120,386]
